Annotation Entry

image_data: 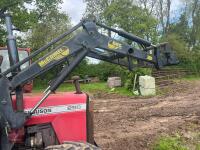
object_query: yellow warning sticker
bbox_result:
[38,46,69,67]
[147,55,153,61]
[108,40,122,50]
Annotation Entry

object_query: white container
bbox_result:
[139,75,155,96]
[107,77,121,88]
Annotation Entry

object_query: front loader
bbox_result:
[0,13,178,150]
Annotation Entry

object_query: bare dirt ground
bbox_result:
[93,80,200,150]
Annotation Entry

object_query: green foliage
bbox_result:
[71,59,91,79]
[103,0,158,41]
[0,0,64,46]
[169,13,189,44]
[162,33,187,59]
[84,0,110,21]
[0,0,34,45]
[28,9,71,51]
[165,4,200,73]
[93,62,125,81]
[153,136,188,150]
[85,0,158,42]
[163,33,200,74]
[186,1,200,49]
[125,68,152,91]
[195,144,200,150]
[182,75,200,81]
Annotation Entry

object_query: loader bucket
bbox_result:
[156,42,179,69]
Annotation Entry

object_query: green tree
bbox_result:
[104,0,158,42]
[0,0,63,46]
[0,0,33,45]
[84,0,158,43]
[169,12,189,44]
[27,10,71,51]
[26,5,71,84]
[84,0,113,22]
[187,0,200,49]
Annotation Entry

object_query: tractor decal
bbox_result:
[38,46,69,67]
[25,103,86,116]
[108,40,122,49]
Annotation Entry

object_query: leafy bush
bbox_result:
[124,68,152,91]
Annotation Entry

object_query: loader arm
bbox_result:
[0,16,178,150]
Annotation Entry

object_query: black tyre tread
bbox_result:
[45,142,101,150]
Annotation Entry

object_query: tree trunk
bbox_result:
[159,0,165,35]
[165,0,171,34]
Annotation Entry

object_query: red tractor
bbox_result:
[0,14,178,150]
[0,47,33,93]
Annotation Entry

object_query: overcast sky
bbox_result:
[61,0,183,25]
[61,0,86,25]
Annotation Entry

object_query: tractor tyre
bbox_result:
[45,141,101,150]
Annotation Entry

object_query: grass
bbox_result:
[152,135,188,150]
[195,144,200,150]
[181,75,200,81]
[33,82,134,96]
[152,130,200,150]
[153,135,200,150]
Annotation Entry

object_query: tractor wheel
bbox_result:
[45,141,101,150]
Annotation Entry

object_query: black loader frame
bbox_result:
[0,14,178,150]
